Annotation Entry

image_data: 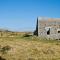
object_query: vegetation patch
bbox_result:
[0,32,60,60]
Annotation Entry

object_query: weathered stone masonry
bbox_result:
[34,17,60,39]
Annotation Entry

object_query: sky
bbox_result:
[0,0,60,32]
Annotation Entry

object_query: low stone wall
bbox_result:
[47,34,60,40]
[38,34,60,40]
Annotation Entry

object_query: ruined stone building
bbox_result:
[34,17,60,39]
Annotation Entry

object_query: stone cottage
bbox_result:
[34,17,60,39]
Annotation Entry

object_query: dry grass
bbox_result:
[0,34,60,60]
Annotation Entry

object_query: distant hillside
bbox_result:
[0,29,11,32]
[0,29,33,37]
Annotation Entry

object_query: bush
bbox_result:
[0,45,11,54]
[23,33,32,37]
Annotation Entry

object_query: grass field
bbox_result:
[0,33,60,60]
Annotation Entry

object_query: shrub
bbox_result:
[23,33,32,37]
[0,45,11,54]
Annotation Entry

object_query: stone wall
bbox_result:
[35,17,60,39]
